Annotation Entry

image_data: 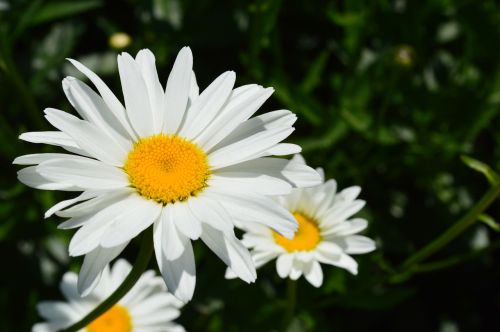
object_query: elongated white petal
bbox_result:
[335,235,376,254]
[200,223,256,283]
[67,58,136,139]
[37,158,128,190]
[44,108,127,166]
[322,218,368,237]
[214,157,321,189]
[210,109,296,152]
[163,47,193,134]
[304,260,323,287]
[187,195,233,233]
[321,200,366,226]
[208,174,292,195]
[196,86,273,150]
[189,71,199,103]
[45,191,98,218]
[170,202,202,240]
[18,166,77,191]
[36,301,78,322]
[155,229,196,303]
[180,71,235,139]
[62,77,133,146]
[209,126,295,169]
[153,207,185,261]
[19,131,89,156]
[136,49,165,133]
[77,243,128,296]
[315,247,358,275]
[209,190,297,239]
[276,254,293,278]
[100,196,162,248]
[57,189,132,219]
[13,153,84,166]
[117,53,154,137]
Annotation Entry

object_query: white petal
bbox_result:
[334,186,361,203]
[304,260,323,287]
[315,249,358,275]
[62,77,133,145]
[180,71,236,139]
[210,190,297,239]
[263,143,301,156]
[155,231,196,303]
[208,174,292,195]
[322,218,368,237]
[153,207,185,261]
[213,157,321,189]
[36,301,77,322]
[209,109,296,153]
[67,58,136,139]
[100,196,162,248]
[13,153,84,165]
[170,201,202,240]
[17,166,77,191]
[187,195,233,233]
[117,53,154,137]
[68,193,142,255]
[336,235,376,254]
[19,131,89,156]
[321,200,366,226]
[196,86,273,150]
[45,191,98,218]
[163,47,193,134]
[209,125,294,169]
[77,242,128,296]
[276,254,293,278]
[135,49,165,133]
[37,157,128,190]
[57,189,132,218]
[189,71,199,102]
[200,223,256,283]
[44,108,128,166]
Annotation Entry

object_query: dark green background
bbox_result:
[1,0,500,331]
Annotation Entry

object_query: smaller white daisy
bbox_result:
[227,155,376,287]
[32,259,185,332]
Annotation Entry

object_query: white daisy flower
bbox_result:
[32,259,185,332]
[15,47,321,302]
[227,155,376,287]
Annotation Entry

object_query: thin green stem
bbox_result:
[401,183,500,270]
[59,227,154,332]
[281,279,297,332]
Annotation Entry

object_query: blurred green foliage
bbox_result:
[1,0,500,331]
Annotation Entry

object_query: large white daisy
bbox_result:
[33,259,185,332]
[227,155,376,287]
[15,47,321,302]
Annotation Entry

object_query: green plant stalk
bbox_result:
[401,183,500,270]
[281,279,297,332]
[59,226,154,332]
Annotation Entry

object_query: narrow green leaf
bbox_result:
[300,50,330,94]
[478,213,500,232]
[30,0,102,26]
[461,155,500,185]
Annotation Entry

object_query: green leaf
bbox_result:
[478,213,500,232]
[461,155,500,185]
[31,0,102,25]
[300,50,330,94]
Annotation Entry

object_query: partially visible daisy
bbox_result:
[15,47,321,302]
[32,259,185,332]
[227,155,376,287]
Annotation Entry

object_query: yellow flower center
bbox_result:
[86,305,132,332]
[124,134,210,204]
[273,212,321,252]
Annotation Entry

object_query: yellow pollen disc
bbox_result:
[124,134,210,204]
[273,212,321,252]
[86,305,132,332]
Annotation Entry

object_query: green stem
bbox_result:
[281,279,297,332]
[59,227,154,332]
[401,183,500,270]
